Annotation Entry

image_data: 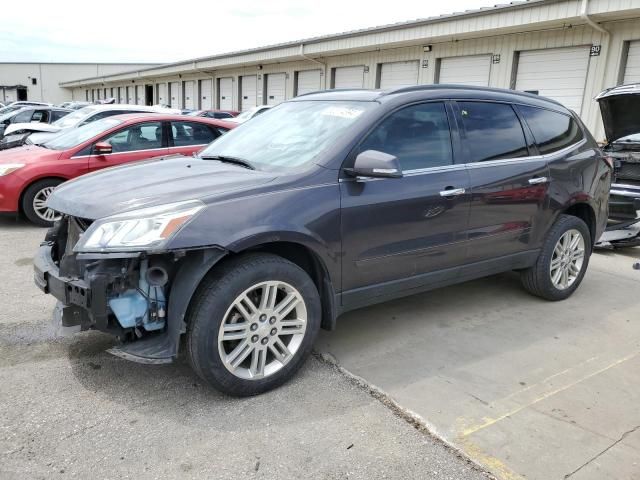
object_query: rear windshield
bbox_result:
[43,117,122,150]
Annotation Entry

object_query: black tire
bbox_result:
[21,178,63,227]
[186,253,321,396]
[520,214,592,301]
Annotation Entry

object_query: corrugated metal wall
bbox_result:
[81,18,640,140]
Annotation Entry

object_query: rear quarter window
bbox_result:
[518,105,583,155]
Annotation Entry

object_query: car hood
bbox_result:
[47,155,278,219]
[596,84,640,143]
[28,131,61,145]
[0,144,60,164]
[5,123,61,136]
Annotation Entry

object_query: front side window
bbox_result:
[171,121,218,147]
[357,102,453,171]
[518,105,583,154]
[13,109,34,123]
[31,110,49,123]
[102,121,163,153]
[457,102,529,162]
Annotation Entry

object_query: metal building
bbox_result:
[60,0,640,139]
[0,63,160,105]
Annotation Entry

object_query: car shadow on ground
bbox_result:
[0,215,46,230]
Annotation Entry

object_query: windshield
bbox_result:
[52,106,99,128]
[198,101,375,170]
[0,109,21,122]
[43,117,122,150]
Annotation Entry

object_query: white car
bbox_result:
[224,105,273,124]
[8,104,180,146]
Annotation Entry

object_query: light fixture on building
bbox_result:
[423,45,433,52]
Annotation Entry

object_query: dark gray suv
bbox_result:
[34,85,611,396]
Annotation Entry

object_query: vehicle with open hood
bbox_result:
[0,104,181,151]
[595,84,640,247]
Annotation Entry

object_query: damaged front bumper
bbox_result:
[34,218,227,364]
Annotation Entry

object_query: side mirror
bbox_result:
[345,150,402,179]
[94,142,112,155]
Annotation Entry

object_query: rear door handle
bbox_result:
[528,177,548,185]
[439,187,466,197]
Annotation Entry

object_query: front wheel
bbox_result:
[21,178,63,227]
[520,214,591,301]
[186,253,321,396]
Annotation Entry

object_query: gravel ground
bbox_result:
[0,217,489,480]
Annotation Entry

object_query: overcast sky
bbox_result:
[0,0,498,64]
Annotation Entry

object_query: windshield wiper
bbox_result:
[199,155,255,170]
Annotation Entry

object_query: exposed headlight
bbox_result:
[0,163,25,176]
[73,200,205,253]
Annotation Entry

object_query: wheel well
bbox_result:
[17,176,66,216]
[563,203,596,246]
[243,242,337,331]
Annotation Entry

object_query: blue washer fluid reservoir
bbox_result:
[108,260,167,331]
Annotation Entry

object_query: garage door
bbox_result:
[184,81,195,109]
[515,46,591,114]
[296,69,321,96]
[126,86,134,104]
[117,87,124,103]
[623,40,640,83]
[334,66,364,88]
[200,79,213,109]
[136,85,144,105]
[240,75,257,111]
[266,73,286,105]
[170,82,181,109]
[218,77,233,110]
[157,83,167,105]
[439,55,491,86]
[379,61,419,89]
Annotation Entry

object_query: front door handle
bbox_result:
[439,187,466,197]
[528,176,548,185]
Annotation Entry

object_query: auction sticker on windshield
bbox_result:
[320,106,365,119]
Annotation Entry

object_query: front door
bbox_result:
[340,101,470,307]
[88,120,168,171]
[453,100,550,265]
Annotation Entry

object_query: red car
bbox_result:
[0,114,235,226]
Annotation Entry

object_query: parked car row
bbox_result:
[26,84,615,397]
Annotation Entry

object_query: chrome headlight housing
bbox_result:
[73,200,205,253]
[0,163,25,176]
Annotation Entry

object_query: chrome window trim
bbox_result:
[70,146,168,159]
[339,138,587,181]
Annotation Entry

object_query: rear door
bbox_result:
[168,120,220,156]
[88,120,168,171]
[454,101,550,265]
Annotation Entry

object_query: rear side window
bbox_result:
[357,102,453,171]
[171,121,218,147]
[457,102,529,162]
[518,105,583,155]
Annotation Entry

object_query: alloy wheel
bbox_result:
[550,228,585,290]
[32,186,61,223]
[218,281,307,380]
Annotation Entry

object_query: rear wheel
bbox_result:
[520,214,591,301]
[186,253,321,396]
[21,178,63,227]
